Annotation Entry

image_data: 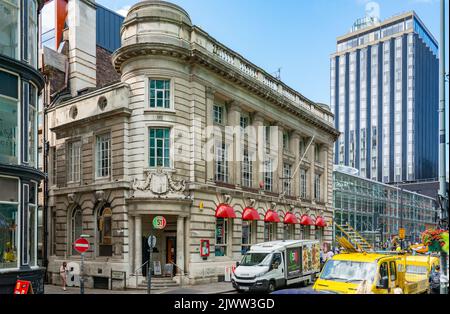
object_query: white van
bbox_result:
[231,240,321,293]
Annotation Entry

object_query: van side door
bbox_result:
[271,253,284,286]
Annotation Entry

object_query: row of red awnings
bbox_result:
[214,204,327,227]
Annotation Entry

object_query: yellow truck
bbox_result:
[404,255,439,293]
[313,252,431,294]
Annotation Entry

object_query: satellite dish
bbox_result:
[365,1,380,21]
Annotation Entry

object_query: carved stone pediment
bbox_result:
[131,168,187,199]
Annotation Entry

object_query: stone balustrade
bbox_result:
[193,28,334,126]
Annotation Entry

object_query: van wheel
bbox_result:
[268,280,276,293]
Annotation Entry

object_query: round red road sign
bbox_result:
[74,238,89,254]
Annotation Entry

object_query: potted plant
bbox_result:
[421,229,449,254]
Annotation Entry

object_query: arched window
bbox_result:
[71,208,83,255]
[98,207,112,256]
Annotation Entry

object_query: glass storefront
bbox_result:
[0,0,19,59]
[0,176,19,270]
[333,170,437,248]
[0,70,19,165]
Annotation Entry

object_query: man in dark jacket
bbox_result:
[429,265,441,294]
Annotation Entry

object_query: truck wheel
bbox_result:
[268,280,276,293]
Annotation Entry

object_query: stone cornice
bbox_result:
[50,108,132,136]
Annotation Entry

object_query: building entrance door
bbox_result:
[166,236,176,275]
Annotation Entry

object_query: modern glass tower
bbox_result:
[331,12,439,184]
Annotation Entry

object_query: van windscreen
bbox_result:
[240,253,271,266]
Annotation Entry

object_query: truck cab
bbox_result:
[313,253,429,294]
[232,249,284,293]
[232,240,320,293]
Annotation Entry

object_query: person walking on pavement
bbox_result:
[429,265,441,294]
[60,262,68,291]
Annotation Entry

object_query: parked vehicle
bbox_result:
[313,252,430,294]
[231,240,321,293]
[404,255,439,293]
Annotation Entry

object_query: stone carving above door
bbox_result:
[131,168,187,199]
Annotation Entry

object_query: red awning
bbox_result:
[264,210,281,223]
[315,216,327,228]
[284,212,298,224]
[215,204,236,219]
[242,207,260,221]
[300,214,314,226]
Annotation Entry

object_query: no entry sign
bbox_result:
[74,238,90,254]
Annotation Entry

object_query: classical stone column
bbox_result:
[291,132,301,197]
[309,140,316,201]
[134,215,142,275]
[228,103,241,186]
[176,216,185,276]
[128,215,135,274]
[205,87,216,183]
[274,124,284,193]
[252,113,265,189]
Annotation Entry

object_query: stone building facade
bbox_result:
[45,0,339,287]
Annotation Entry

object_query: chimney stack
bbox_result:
[67,0,97,96]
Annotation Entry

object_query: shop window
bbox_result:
[215,218,228,256]
[28,182,37,266]
[71,207,83,255]
[0,70,19,165]
[315,228,324,242]
[98,207,112,257]
[264,222,277,242]
[284,224,295,240]
[149,79,171,109]
[0,176,19,270]
[302,225,311,240]
[241,220,255,254]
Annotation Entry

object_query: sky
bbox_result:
[42,0,450,175]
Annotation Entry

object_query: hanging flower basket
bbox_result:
[421,229,449,254]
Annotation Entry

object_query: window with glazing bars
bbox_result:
[241,150,253,187]
[68,141,81,182]
[264,158,273,191]
[283,163,292,195]
[149,128,170,168]
[314,174,321,201]
[215,142,228,182]
[149,79,170,108]
[96,133,111,178]
[213,105,223,124]
[300,169,307,199]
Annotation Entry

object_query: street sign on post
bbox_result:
[74,238,89,253]
[147,235,157,295]
[399,228,405,240]
[74,237,90,294]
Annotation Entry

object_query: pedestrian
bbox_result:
[429,265,441,294]
[60,261,68,291]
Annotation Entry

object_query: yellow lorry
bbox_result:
[313,252,433,294]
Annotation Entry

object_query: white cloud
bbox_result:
[116,5,131,17]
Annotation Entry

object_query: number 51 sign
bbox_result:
[152,216,167,230]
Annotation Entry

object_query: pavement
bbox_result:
[44,281,236,295]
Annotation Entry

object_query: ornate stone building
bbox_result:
[44,0,339,288]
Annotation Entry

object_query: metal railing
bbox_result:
[169,262,189,287]
[128,261,148,288]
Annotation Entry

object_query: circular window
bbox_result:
[98,96,108,111]
[69,106,78,119]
